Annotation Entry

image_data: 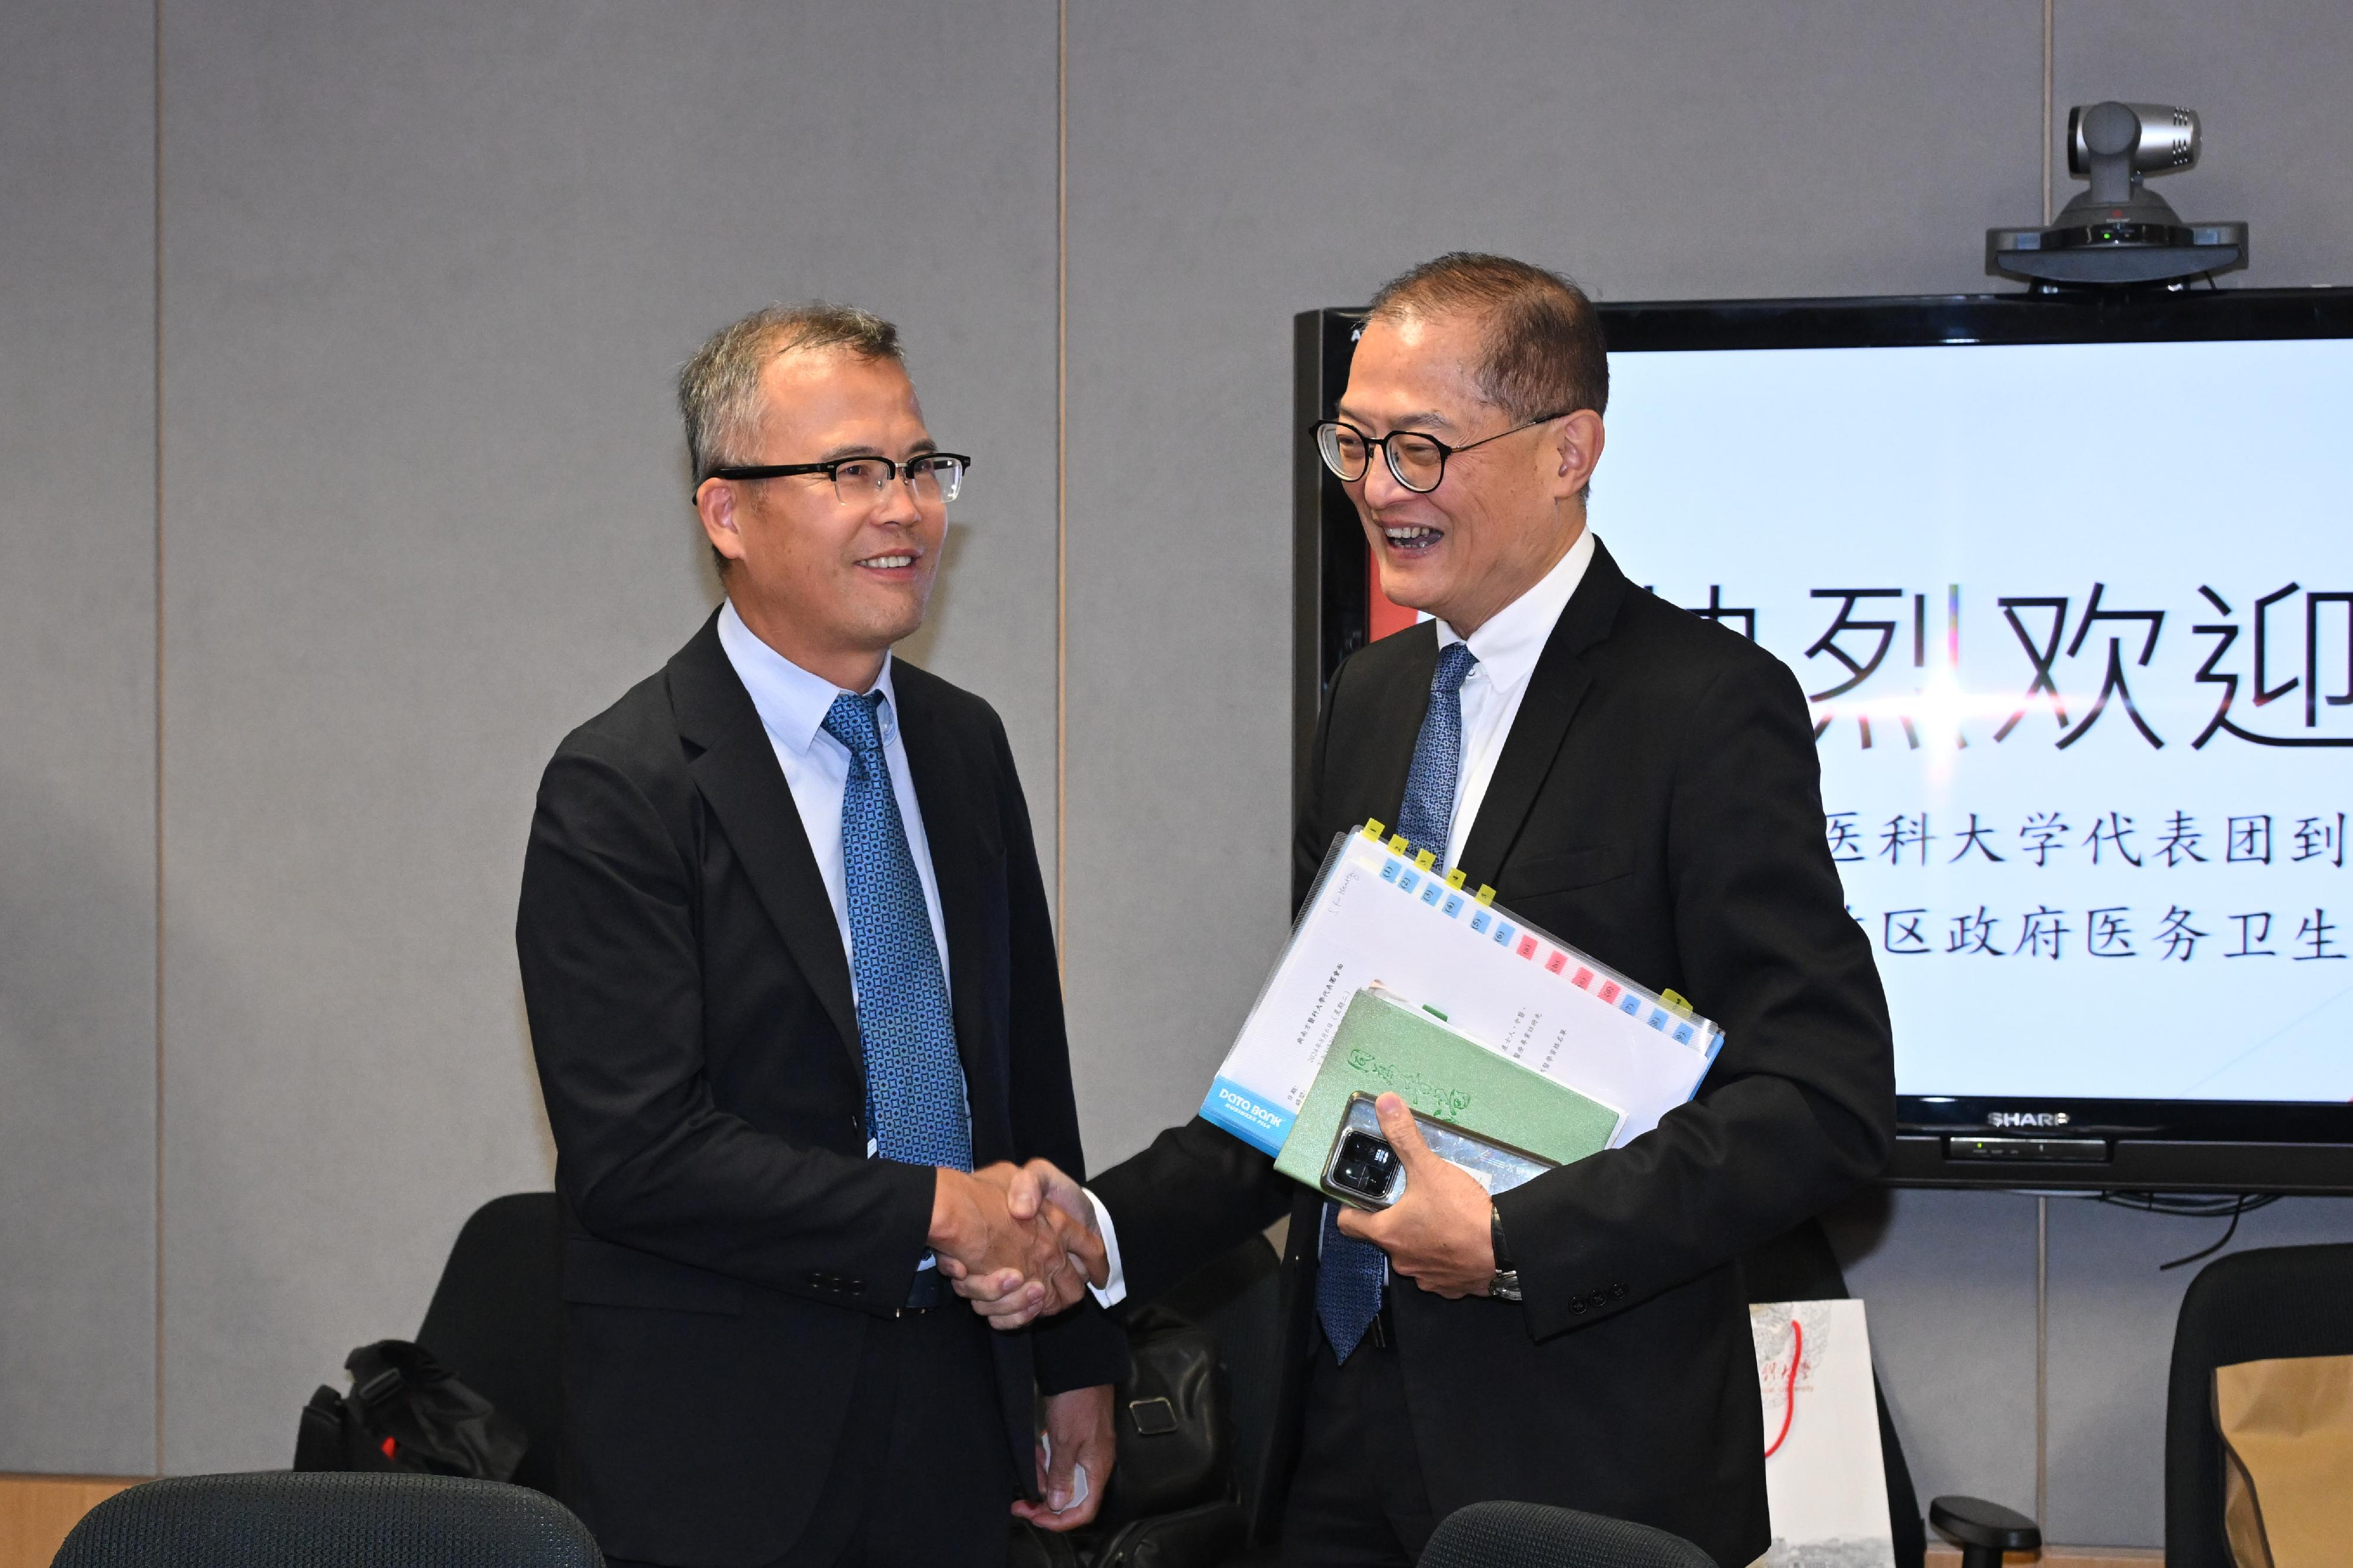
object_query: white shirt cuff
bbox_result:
[1083,1188,1128,1307]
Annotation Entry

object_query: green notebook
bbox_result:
[1272,987,1626,1196]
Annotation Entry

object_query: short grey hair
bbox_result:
[678,302,904,483]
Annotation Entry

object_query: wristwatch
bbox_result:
[1488,1204,1523,1302]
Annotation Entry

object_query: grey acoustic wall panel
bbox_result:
[1829,1189,2042,1535]
[0,0,159,1478]
[2058,0,2353,287]
[1059,0,2043,1166]
[158,0,1058,1470]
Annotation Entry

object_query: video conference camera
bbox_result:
[1988,101,2248,288]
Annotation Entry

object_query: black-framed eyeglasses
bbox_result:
[706,452,972,506]
[1313,413,1568,495]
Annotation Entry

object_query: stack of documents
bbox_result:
[1202,822,1724,1160]
[1268,986,1625,1199]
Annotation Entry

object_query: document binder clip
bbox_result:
[1414,849,1437,871]
[1363,819,1387,841]
[1446,869,1467,889]
[1388,834,1410,855]
[1475,885,1497,906]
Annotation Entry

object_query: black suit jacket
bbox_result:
[1090,538,1895,1567]
[516,613,1127,1567]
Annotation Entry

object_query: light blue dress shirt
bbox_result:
[714,599,953,998]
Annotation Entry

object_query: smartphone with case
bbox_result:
[1319,1091,1559,1210]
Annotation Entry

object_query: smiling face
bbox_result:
[694,346,944,690]
[1338,311,1604,636]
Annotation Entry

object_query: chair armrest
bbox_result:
[1928,1495,2041,1552]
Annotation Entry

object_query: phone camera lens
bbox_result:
[1333,1133,1397,1199]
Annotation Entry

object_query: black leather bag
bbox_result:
[1098,1306,1231,1526]
[1093,1499,1248,1568]
[1011,1304,1244,1568]
[294,1340,528,1482]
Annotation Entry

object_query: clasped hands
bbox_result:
[928,1163,1110,1327]
[939,1092,1499,1333]
[929,1168,1116,1530]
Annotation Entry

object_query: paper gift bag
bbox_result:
[1750,1299,1894,1568]
[2215,1352,2353,1568]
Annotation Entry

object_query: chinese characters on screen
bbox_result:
[1678,579,2349,966]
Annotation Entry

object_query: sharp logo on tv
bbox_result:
[1988,1111,2071,1128]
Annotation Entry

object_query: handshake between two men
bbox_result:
[926,1160,1110,1324]
[935,1092,1507,1334]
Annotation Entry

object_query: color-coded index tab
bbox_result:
[1209,818,1726,1160]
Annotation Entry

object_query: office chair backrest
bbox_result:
[1419,1500,1715,1568]
[2166,1242,2353,1568]
[416,1192,565,1497]
[51,1471,603,1568]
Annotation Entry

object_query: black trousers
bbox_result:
[1281,1318,1439,1568]
[610,1304,1014,1568]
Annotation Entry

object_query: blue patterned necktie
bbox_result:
[822,690,972,1173]
[1316,640,1479,1362]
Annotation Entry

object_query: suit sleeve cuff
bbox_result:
[1084,1188,1128,1307]
[1030,1295,1132,1393]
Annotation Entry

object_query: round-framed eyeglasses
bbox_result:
[707,452,972,508]
[1313,413,1568,495]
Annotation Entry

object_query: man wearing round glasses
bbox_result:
[962,255,1894,1567]
[518,303,1123,1568]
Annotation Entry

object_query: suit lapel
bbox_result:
[1360,626,1440,829]
[1456,536,1631,890]
[890,672,999,1117]
[667,615,863,1073]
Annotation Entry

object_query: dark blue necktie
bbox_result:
[1316,640,1479,1361]
[822,691,971,1173]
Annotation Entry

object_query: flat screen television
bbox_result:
[1294,289,2353,1194]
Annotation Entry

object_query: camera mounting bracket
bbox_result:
[1988,101,2248,288]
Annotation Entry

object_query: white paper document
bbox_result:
[1201,826,1724,1156]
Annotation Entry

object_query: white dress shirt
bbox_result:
[715,599,953,993]
[1433,526,1596,872]
[1085,531,1601,1306]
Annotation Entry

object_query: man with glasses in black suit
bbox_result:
[519,304,1122,1568]
[954,255,1895,1568]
